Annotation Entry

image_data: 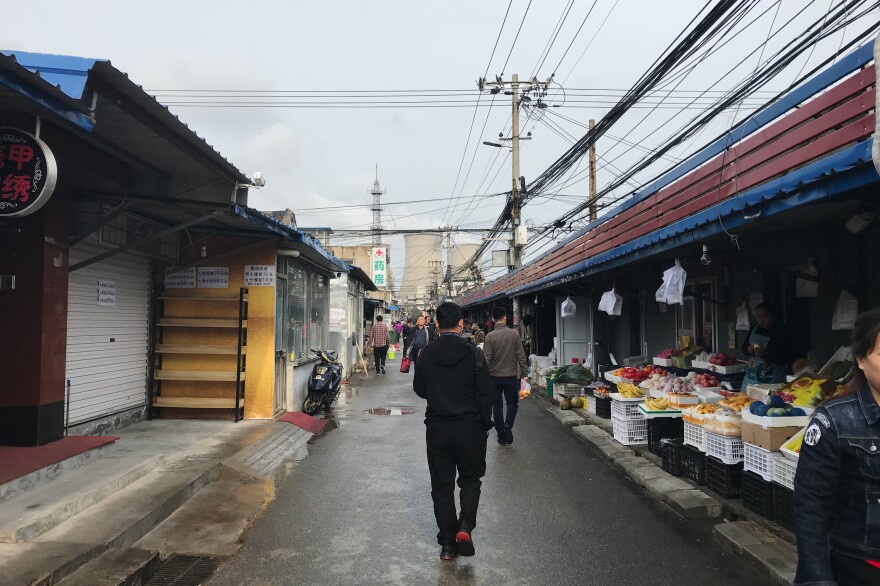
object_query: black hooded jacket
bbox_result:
[413,334,493,429]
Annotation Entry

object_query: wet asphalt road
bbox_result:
[209,365,756,586]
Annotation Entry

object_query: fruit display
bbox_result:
[612,365,667,384]
[570,396,584,408]
[683,403,718,424]
[617,382,645,399]
[821,360,851,381]
[777,376,829,408]
[656,374,697,395]
[718,394,752,413]
[656,348,679,359]
[784,431,803,454]
[709,352,738,366]
[552,363,594,385]
[693,372,720,388]
[644,397,674,411]
[748,394,807,418]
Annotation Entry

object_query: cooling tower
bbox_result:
[449,243,481,275]
[400,234,443,302]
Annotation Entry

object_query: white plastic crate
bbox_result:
[743,443,776,481]
[772,454,798,490]
[611,398,645,420]
[683,421,705,452]
[612,415,648,445]
[705,432,744,465]
[586,395,597,415]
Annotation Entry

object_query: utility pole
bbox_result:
[589,119,597,222]
[444,229,454,298]
[478,74,550,332]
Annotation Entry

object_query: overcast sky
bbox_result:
[10,1,877,294]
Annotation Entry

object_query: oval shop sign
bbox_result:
[0,128,58,218]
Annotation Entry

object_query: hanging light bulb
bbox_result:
[200,243,207,258]
[700,244,711,266]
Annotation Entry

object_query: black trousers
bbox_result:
[426,420,488,545]
[491,376,520,438]
[373,345,388,371]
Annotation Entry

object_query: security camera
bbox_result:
[251,172,266,187]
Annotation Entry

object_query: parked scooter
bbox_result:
[302,349,344,415]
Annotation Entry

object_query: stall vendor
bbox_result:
[741,303,792,390]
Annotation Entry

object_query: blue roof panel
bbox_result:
[1,51,103,99]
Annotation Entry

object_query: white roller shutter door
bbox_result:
[65,242,150,425]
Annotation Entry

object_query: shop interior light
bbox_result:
[534,295,539,304]
[200,243,207,258]
[700,244,711,266]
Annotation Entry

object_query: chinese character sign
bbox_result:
[165,267,196,289]
[371,247,387,289]
[0,128,58,218]
[97,280,116,307]
[244,265,275,287]
[197,267,229,289]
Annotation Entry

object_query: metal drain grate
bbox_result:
[145,554,226,585]
[364,406,418,415]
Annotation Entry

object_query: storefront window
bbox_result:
[287,265,307,361]
[310,273,327,351]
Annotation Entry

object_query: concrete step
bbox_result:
[54,548,161,586]
[34,461,219,550]
[222,423,311,480]
[0,441,117,505]
[0,456,163,543]
[714,520,798,586]
[0,462,220,584]
[135,478,270,557]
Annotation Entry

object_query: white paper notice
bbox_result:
[97,280,116,307]
[198,267,229,289]
[244,265,275,287]
[166,267,196,289]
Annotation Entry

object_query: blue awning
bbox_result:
[508,139,877,297]
[388,305,399,310]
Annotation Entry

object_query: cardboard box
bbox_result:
[742,422,801,451]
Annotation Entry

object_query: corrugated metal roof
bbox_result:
[508,139,877,297]
[1,50,247,185]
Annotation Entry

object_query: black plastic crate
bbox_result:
[660,438,683,476]
[705,456,744,499]
[773,485,795,531]
[680,444,706,485]
[742,471,774,519]
[647,417,684,456]
[595,396,612,419]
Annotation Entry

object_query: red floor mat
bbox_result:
[0,436,118,485]
[278,412,327,434]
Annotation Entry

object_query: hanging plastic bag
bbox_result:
[560,296,577,318]
[796,259,819,298]
[598,288,623,316]
[832,290,858,330]
[656,260,687,305]
[735,303,751,331]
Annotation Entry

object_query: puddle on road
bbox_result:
[363,406,418,416]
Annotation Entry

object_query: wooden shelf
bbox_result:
[157,318,246,328]
[156,344,245,355]
[159,295,248,302]
[155,370,245,382]
[153,396,241,409]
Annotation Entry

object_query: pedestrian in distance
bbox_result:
[483,307,528,445]
[402,318,413,353]
[404,314,438,368]
[474,325,486,345]
[368,315,391,374]
[793,307,880,585]
[413,301,493,561]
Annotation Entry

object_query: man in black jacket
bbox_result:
[414,302,493,561]
[404,314,438,366]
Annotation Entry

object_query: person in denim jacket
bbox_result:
[793,307,880,585]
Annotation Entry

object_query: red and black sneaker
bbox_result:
[455,528,475,557]
[440,544,456,561]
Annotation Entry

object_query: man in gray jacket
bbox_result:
[483,307,528,445]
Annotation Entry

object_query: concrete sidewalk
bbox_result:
[537,392,798,586]
[0,412,321,586]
